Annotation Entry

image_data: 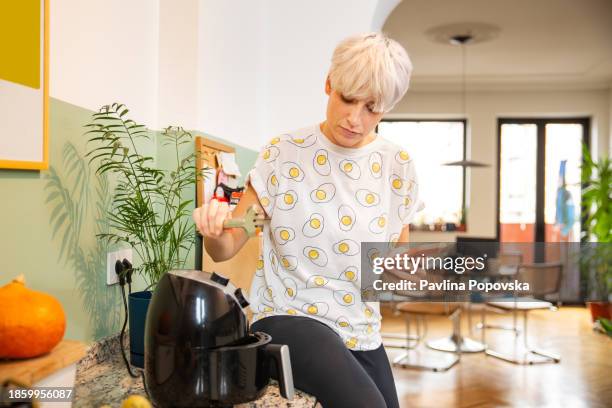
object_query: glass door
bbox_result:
[497,118,590,261]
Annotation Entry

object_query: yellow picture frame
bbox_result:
[0,0,49,170]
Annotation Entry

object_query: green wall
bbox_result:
[0,98,257,343]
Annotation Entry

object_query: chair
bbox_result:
[387,302,462,372]
[381,243,463,372]
[471,251,523,335]
[484,262,563,365]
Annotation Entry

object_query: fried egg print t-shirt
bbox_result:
[246,124,419,351]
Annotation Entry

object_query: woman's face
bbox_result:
[322,78,385,148]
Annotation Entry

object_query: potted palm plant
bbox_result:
[580,144,611,323]
[84,103,204,367]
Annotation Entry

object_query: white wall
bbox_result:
[51,0,203,130]
[197,0,399,151]
[260,0,393,141]
[157,0,199,130]
[391,88,611,240]
[51,0,399,141]
[197,1,264,149]
[50,0,160,127]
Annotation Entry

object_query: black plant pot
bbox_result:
[128,290,152,368]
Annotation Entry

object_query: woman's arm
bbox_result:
[192,184,264,262]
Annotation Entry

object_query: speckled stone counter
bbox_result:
[74,334,319,408]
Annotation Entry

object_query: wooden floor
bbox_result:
[381,306,612,408]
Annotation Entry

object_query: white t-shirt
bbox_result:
[246,124,419,350]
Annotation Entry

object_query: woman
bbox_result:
[193,32,418,408]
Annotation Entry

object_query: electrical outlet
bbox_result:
[107,248,133,285]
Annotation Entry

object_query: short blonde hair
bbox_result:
[328,32,412,113]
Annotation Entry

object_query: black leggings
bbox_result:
[250,315,400,408]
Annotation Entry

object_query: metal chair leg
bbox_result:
[481,303,486,346]
[485,310,560,365]
[382,314,421,349]
[382,303,419,349]
[381,333,420,348]
[391,313,459,372]
[427,308,486,353]
[474,305,521,335]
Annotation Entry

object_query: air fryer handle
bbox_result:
[264,344,294,400]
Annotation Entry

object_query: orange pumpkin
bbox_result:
[0,275,66,359]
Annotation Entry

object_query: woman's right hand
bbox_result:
[192,198,232,238]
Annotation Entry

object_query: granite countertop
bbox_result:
[74,334,320,408]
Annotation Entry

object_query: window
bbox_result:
[378,120,466,230]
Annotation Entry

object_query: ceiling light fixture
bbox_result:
[442,31,489,168]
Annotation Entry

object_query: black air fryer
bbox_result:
[144,270,294,407]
